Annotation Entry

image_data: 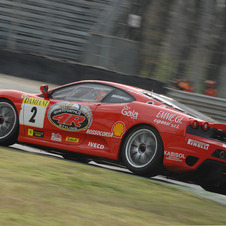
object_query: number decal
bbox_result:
[29,106,37,123]
[19,97,50,128]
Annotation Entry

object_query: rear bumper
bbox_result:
[165,159,226,185]
[192,159,226,183]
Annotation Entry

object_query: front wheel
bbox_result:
[121,125,164,177]
[0,100,19,146]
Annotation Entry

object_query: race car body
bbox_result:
[0,80,225,194]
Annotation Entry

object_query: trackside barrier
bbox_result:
[167,88,226,123]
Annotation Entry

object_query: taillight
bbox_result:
[190,120,199,129]
[201,121,209,131]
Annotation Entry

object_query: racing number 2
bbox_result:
[20,98,49,128]
[29,106,37,123]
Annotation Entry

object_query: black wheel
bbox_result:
[0,100,19,146]
[201,180,226,195]
[121,125,164,177]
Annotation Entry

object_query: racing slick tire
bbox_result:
[0,99,19,146]
[121,125,164,177]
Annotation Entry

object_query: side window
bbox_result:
[51,86,74,100]
[51,83,113,102]
[103,89,135,103]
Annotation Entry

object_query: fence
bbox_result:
[0,0,138,74]
[0,0,115,62]
[167,88,226,123]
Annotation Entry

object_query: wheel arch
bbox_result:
[0,98,20,145]
[0,97,21,122]
[0,97,19,113]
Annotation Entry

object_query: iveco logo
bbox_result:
[187,139,209,150]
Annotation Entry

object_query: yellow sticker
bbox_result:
[66,137,79,143]
[27,129,44,138]
[28,129,34,136]
[23,97,49,108]
[112,121,125,137]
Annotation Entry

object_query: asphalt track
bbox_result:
[1,73,226,206]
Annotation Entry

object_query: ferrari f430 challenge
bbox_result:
[0,80,225,194]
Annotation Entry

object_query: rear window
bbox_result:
[103,89,135,103]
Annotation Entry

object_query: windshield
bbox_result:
[143,91,216,122]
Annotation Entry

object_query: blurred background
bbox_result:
[0,0,226,121]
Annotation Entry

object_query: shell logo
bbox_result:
[112,121,125,138]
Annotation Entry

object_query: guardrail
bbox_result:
[167,88,226,124]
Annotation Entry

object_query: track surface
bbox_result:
[1,73,226,206]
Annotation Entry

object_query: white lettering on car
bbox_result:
[156,111,183,124]
[187,139,209,150]
[121,105,138,119]
[86,129,113,137]
[112,94,130,101]
[154,110,184,129]
[88,142,104,150]
[164,151,185,162]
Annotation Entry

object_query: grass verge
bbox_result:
[0,147,226,225]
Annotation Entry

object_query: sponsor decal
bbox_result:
[164,151,185,162]
[112,94,130,101]
[154,110,184,129]
[28,129,44,138]
[51,133,62,142]
[112,121,125,138]
[48,102,92,131]
[20,97,50,128]
[88,142,104,150]
[187,139,209,150]
[156,111,183,123]
[86,121,126,138]
[121,105,138,119]
[154,119,171,126]
[127,89,145,96]
[66,137,79,143]
[86,129,113,137]
[23,97,49,107]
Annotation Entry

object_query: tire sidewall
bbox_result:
[121,125,164,177]
[0,99,19,146]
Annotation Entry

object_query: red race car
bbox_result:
[0,80,225,194]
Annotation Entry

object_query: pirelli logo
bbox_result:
[23,97,49,108]
[187,139,209,150]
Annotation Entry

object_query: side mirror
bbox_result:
[40,84,49,98]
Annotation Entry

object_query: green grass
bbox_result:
[0,147,226,225]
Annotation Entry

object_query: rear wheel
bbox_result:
[121,125,164,177]
[0,100,19,146]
